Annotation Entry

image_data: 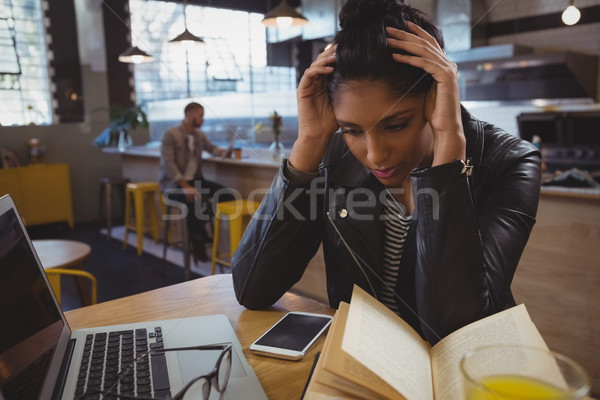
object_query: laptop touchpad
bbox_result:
[177,346,247,383]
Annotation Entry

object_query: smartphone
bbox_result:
[249,312,333,360]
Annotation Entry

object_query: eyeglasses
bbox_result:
[79,343,232,400]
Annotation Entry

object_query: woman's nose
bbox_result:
[365,131,389,167]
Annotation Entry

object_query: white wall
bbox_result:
[0,2,150,224]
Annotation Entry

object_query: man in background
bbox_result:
[159,102,234,262]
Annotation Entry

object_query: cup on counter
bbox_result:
[460,345,590,400]
[233,147,242,160]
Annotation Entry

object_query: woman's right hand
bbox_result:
[289,44,339,173]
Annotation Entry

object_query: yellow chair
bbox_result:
[211,200,261,275]
[45,268,98,306]
[123,182,165,256]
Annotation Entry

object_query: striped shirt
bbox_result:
[380,188,412,316]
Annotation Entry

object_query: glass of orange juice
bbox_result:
[461,345,590,400]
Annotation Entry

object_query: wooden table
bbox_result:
[65,274,334,399]
[33,239,92,305]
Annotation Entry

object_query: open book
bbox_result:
[304,285,549,400]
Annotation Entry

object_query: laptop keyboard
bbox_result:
[75,326,170,399]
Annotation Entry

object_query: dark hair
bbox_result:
[184,102,204,115]
[328,0,444,102]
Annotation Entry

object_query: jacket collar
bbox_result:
[178,122,201,140]
[461,105,484,168]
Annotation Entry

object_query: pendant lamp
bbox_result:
[562,0,581,26]
[118,45,154,64]
[169,0,205,48]
[261,0,308,28]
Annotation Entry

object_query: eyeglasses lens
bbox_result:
[182,376,210,400]
[181,347,232,400]
[216,349,232,392]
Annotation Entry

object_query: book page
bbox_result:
[342,286,434,400]
[317,302,399,400]
[430,304,548,400]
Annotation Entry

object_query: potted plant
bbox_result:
[255,110,284,159]
[92,104,149,150]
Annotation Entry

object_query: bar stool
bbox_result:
[211,199,261,275]
[98,177,129,240]
[123,182,165,256]
[162,197,214,280]
[162,202,191,280]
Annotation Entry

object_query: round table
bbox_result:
[32,239,91,269]
[32,239,92,305]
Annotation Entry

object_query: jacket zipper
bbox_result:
[461,158,483,245]
[326,211,378,299]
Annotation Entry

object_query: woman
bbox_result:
[231,0,541,344]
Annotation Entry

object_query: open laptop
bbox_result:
[0,194,267,400]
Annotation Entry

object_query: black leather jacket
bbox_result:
[232,107,541,344]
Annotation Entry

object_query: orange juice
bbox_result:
[466,375,570,400]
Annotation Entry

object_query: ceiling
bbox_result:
[164,0,302,15]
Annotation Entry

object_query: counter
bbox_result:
[106,145,287,200]
[513,190,600,392]
[540,185,600,200]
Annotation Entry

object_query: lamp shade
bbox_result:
[168,28,206,49]
[261,0,308,28]
[118,46,154,64]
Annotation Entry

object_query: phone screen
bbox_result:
[254,313,332,351]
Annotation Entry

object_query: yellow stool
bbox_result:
[123,182,165,256]
[211,200,261,275]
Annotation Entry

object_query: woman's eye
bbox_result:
[341,128,363,136]
[387,123,408,131]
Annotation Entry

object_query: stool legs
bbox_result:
[162,206,171,262]
[106,184,113,239]
[210,202,257,275]
[181,217,190,280]
[210,211,222,275]
[122,182,164,257]
[162,204,192,281]
[146,192,160,243]
[99,184,108,240]
[123,189,132,250]
[228,215,244,257]
[100,179,128,241]
[133,190,146,256]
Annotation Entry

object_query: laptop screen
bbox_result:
[0,207,64,399]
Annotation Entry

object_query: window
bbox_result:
[129,0,298,144]
[0,0,52,126]
[130,0,296,102]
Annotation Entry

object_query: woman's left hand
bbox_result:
[386,23,466,165]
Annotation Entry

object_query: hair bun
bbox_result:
[339,0,400,30]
